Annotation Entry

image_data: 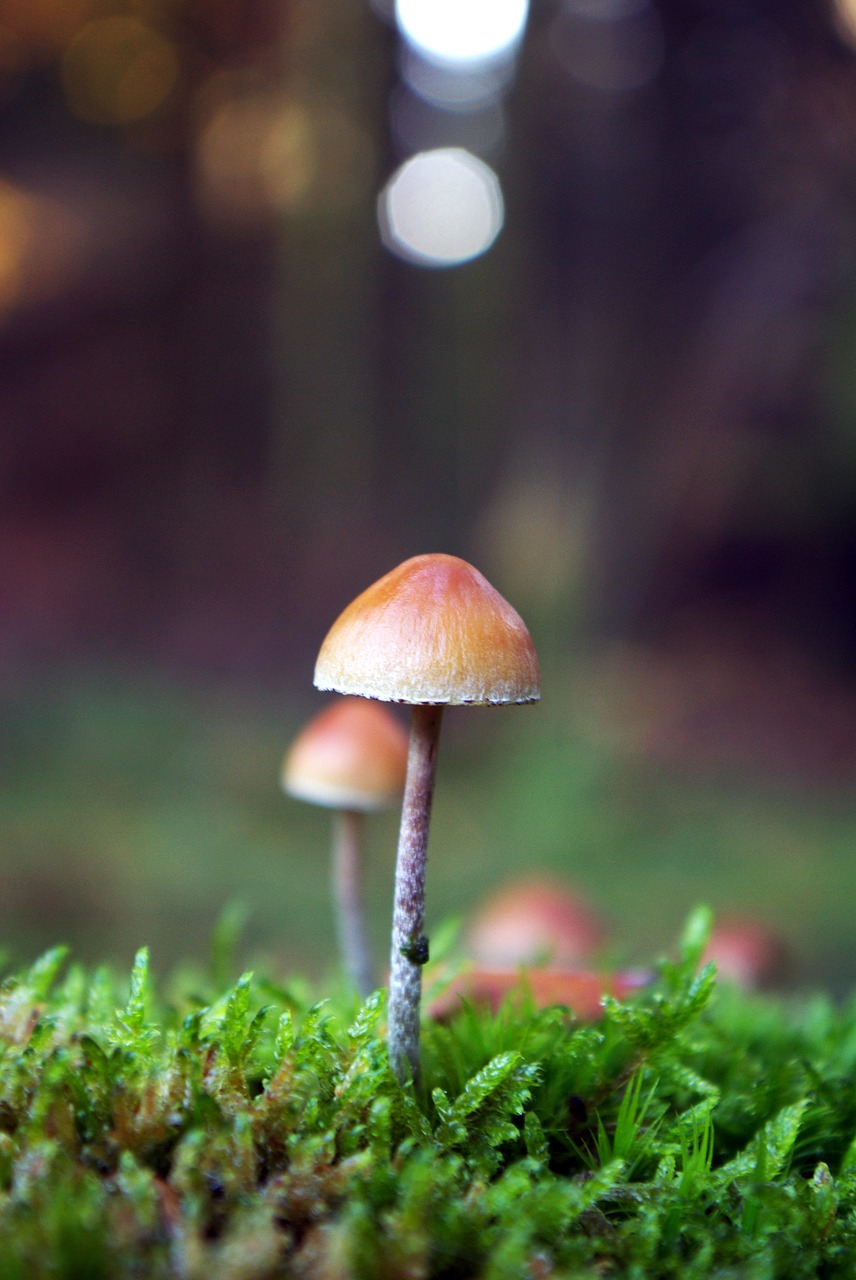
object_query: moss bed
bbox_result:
[1,909,855,1278]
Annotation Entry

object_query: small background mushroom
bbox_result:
[429,873,648,1021]
[282,696,408,996]
[703,916,789,990]
[466,875,607,968]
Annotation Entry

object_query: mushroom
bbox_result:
[429,965,651,1022]
[466,876,606,969]
[426,875,649,1023]
[314,553,540,1083]
[703,916,789,990]
[282,697,409,997]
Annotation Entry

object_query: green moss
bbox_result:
[1,911,856,1277]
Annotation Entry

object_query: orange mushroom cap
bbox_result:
[283,697,409,812]
[314,554,540,706]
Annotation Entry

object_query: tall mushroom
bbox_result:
[282,697,409,997]
[314,553,540,1083]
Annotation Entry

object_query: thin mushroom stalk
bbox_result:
[332,809,375,998]
[388,704,444,1084]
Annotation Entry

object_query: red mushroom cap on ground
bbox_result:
[314,553,540,706]
[703,917,788,989]
[283,697,409,812]
[466,876,606,968]
[429,965,651,1022]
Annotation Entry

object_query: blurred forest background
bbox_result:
[4,0,856,992]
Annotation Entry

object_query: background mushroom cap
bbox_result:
[466,876,606,967]
[314,553,541,705]
[702,916,789,989]
[283,697,409,811]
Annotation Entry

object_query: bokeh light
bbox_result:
[395,0,528,65]
[0,179,87,320]
[0,182,36,316]
[549,0,664,94]
[378,146,504,267]
[399,43,516,110]
[195,85,314,226]
[61,17,179,126]
[195,76,376,227]
[0,0,92,53]
[832,0,856,47]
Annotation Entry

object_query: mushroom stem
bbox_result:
[332,809,374,998]
[388,703,444,1084]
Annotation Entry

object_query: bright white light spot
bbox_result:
[395,0,528,65]
[378,148,504,268]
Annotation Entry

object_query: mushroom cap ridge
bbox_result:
[314,553,540,706]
